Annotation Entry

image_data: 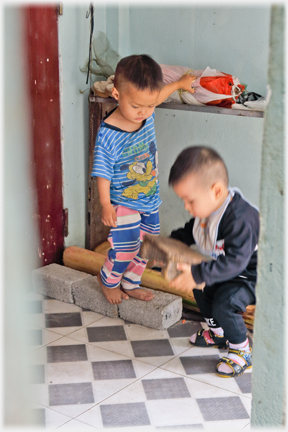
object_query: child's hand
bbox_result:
[101,204,117,227]
[178,74,197,94]
[169,262,197,294]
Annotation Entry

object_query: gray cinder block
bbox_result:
[118,288,182,330]
[72,275,118,318]
[32,264,90,303]
[32,264,182,329]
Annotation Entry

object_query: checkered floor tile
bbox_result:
[27,291,253,430]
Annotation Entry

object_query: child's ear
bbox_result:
[111,86,119,100]
[212,182,223,200]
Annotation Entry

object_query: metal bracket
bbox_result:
[63,208,68,237]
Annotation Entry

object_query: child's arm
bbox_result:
[97,177,117,227]
[170,218,195,246]
[156,74,197,106]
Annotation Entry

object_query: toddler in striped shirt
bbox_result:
[92,54,196,304]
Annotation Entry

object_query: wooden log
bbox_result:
[94,241,111,255]
[63,245,195,302]
[63,246,105,275]
[63,245,255,329]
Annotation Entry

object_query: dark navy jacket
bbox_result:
[171,192,260,287]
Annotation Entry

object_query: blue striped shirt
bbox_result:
[92,110,162,213]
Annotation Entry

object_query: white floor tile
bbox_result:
[45,326,86,337]
[203,419,251,431]
[87,316,126,327]
[82,311,106,326]
[26,290,253,431]
[124,323,169,340]
[56,417,101,430]
[44,407,75,430]
[73,405,103,429]
[168,337,192,355]
[147,398,203,427]
[187,371,249,395]
[44,299,82,313]
[46,361,94,385]
[50,404,99,420]
[185,375,244,398]
[96,379,148,404]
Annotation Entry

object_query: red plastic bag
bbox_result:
[160,65,245,108]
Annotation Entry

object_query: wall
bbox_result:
[156,110,264,234]
[58,5,108,247]
[251,5,286,426]
[127,5,270,235]
[129,6,269,95]
[58,4,270,245]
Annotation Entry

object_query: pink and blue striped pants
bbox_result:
[100,205,160,290]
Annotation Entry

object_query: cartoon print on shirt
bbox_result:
[120,141,158,200]
[121,160,157,199]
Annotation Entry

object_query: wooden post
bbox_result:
[26,5,64,265]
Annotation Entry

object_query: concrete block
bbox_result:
[118,288,182,330]
[32,264,182,328]
[32,264,90,303]
[72,275,118,318]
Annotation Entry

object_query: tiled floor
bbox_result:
[27,291,253,430]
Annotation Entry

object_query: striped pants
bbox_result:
[100,205,160,290]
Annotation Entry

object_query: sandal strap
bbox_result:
[216,356,244,376]
[197,329,217,345]
[192,328,228,348]
[228,348,252,366]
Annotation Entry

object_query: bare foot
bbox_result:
[97,274,129,304]
[122,287,154,301]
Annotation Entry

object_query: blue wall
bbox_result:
[115,5,270,234]
[128,6,269,95]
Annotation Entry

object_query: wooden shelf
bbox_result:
[90,94,264,118]
[157,102,264,118]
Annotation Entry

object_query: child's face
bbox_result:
[112,83,160,125]
[173,173,220,219]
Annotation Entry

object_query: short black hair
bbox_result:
[114,54,163,92]
[169,146,229,187]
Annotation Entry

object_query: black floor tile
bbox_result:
[142,378,191,400]
[131,339,174,357]
[100,402,150,427]
[180,355,221,375]
[196,396,249,421]
[45,313,82,328]
[49,383,94,406]
[235,373,252,393]
[168,321,203,338]
[92,360,136,380]
[87,325,127,342]
[47,344,88,363]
